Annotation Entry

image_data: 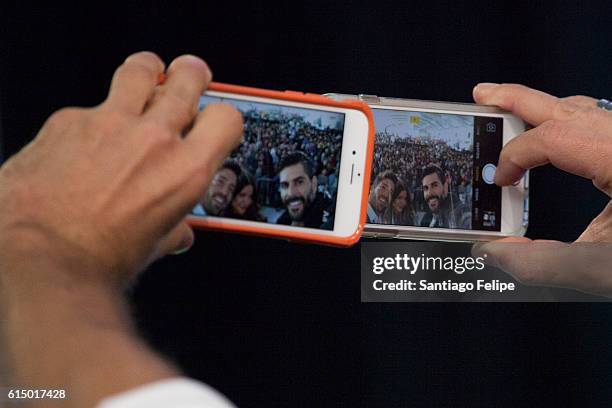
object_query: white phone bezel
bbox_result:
[193,90,371,238]
[324,93,529,241]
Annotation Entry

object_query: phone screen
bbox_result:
[369,107,503,231]
[192,94,345,231]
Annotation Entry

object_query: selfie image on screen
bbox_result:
[192,95,345,231]
[369,108,502,231]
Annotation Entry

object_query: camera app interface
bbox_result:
[368,108,502,231]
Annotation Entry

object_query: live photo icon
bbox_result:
[486,122,497,133]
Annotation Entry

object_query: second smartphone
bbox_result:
[325,93,529,241]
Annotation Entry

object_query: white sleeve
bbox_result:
[97,378,236,408]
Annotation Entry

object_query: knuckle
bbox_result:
[85,109,129,136]
[537,120,567,149]
[45,107,84,128]
[493,83,528,111]
[553,97,585,121]
[40,107,89,140]
[155,88,199,122]
[138,119,176,145]
[116,60,157,83]
[561,97,606,126]
[499,83,528,95]
[564,95,593,105]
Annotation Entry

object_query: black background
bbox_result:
[2,2,612,406]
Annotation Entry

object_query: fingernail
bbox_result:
[473,83,499,98]
[494,160,524,186]
[180,54,207,66]
[475,82,500,90]
[168,55,212,77]
[172,245,192,255]
[471,242,487,258]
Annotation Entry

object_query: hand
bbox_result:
[471,83,612,296]
[0,51,243,287]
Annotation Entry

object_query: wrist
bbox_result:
[0,224,120,291]
[0,226,181,407]
[0,244,130,343]
[1,265,179,406]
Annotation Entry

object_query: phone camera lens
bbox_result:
[352,150,356,155]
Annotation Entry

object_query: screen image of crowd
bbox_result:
[367,110,474,229]
[192,96,344,231]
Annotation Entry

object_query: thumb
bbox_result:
[153,220,195,260]
[472,239,612,296]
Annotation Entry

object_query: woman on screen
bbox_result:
[224,169,266,222]
[385,179,415,226]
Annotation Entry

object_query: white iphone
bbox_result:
[187,83,374,246]
[324,93,529,241]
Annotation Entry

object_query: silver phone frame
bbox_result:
[324,93,529,242]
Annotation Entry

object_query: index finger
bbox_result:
[144,54,213,131]
[472,83,603,127]
[106,51,166,115]
[177,102,244,204]
[494,120,612,196]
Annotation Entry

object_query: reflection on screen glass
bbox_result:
[192,95,345,231]
[368,108,502,231]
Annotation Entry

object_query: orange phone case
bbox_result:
[186,82,375,247]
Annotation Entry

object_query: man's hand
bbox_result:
[472,83,612,296]
[0,51,243,286]
[0,51,243,407]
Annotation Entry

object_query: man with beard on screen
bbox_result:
[276,152,333,229]
[418,164,471,229]
[193,159,241,216]
[366,170,398,224]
